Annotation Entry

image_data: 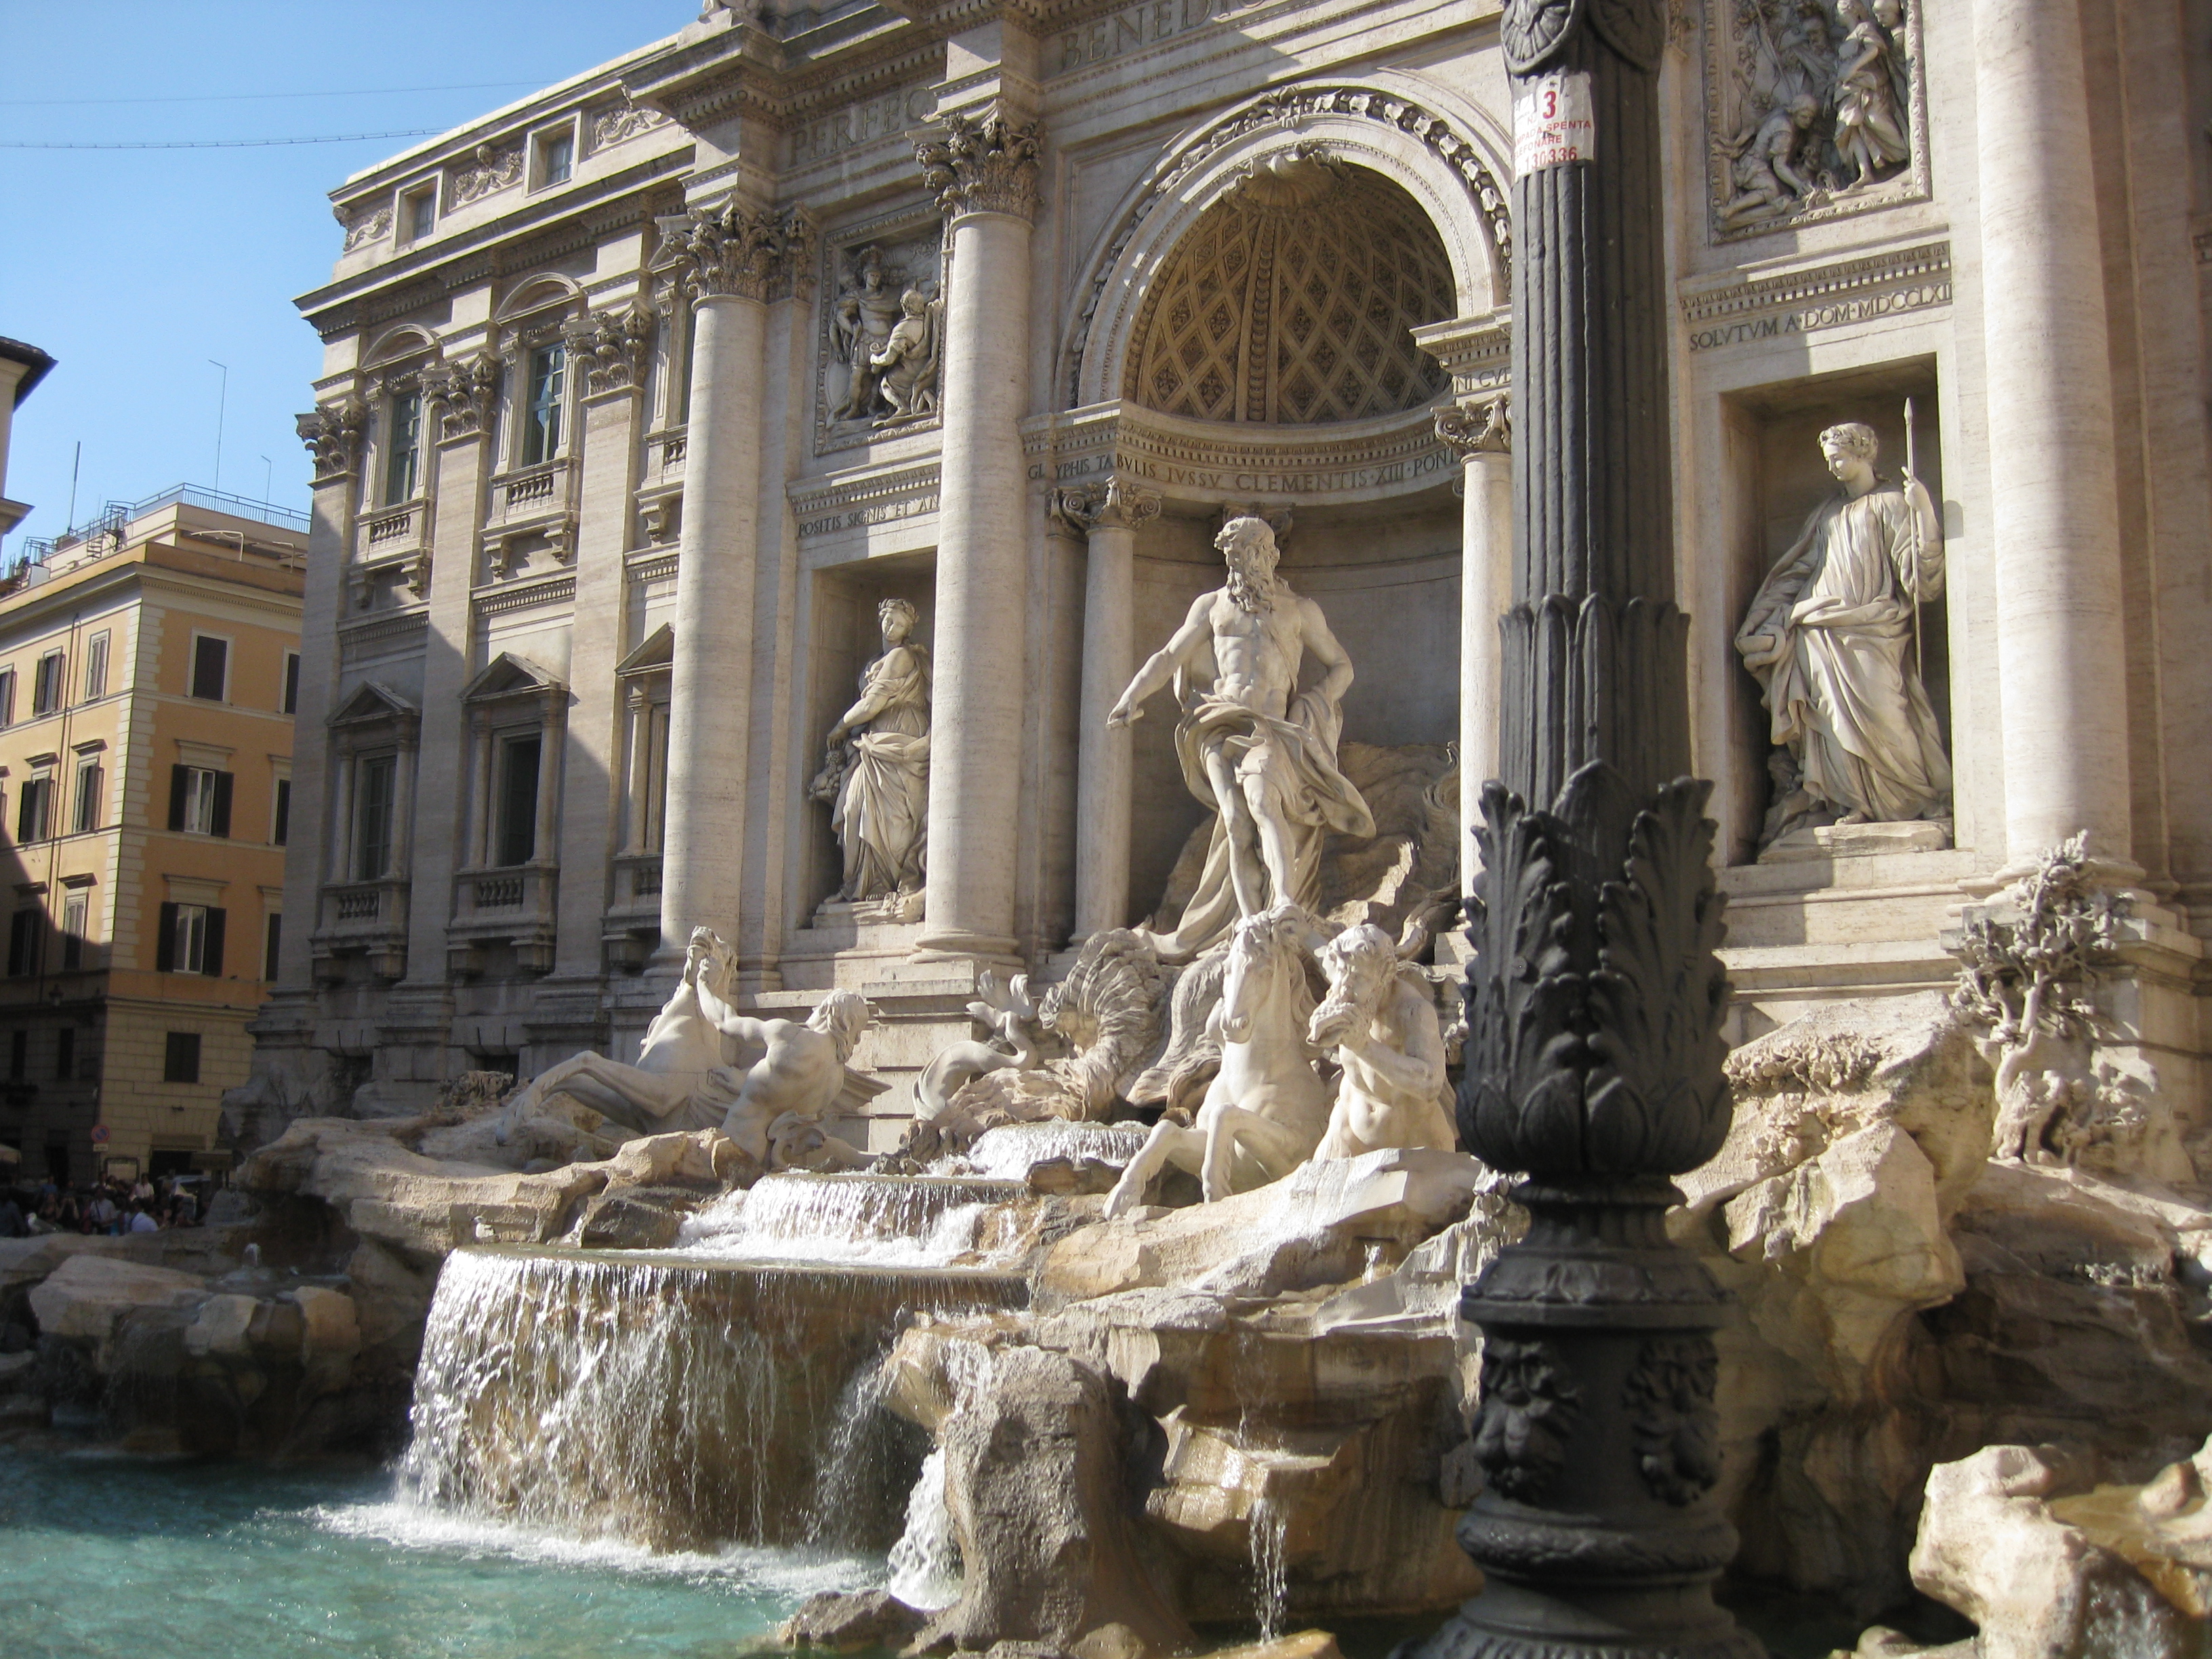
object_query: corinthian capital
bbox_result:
[1053,476,1161,535]
[915,110,1042,224]
[655,201,816,303]
[1435,392,1512,458]
[296,398,368,480]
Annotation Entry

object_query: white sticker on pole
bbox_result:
[1513,70,1595,171]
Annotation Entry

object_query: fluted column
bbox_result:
[1974,0,2133,874]
[396,355,496,989]
[1057,478,1160,939]
[912,111,1041,962]
[651,203,812,964]
[1437,395,1513,897]
[548,308,650,981]
[277,399,366,990]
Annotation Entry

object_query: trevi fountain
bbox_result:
[8,0,2212,1656]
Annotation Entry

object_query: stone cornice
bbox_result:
[473,573,578,616]
[1027,399,1459,506]
[337,609,431,657]
[300,176,684,342]
[791,459,943,540]
[1412,311,1511,396]
[1677,240,1952,352]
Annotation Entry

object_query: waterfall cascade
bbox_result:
[401,1167,1038,1554]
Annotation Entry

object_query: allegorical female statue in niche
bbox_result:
[811,596,930,912]
[1735,420,1948,847]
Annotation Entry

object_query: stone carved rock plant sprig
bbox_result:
[1949,833,2129,1164]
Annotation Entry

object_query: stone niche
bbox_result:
[799,552,937,924]
[1713,359,1948,869]
[1124,497,1463,930]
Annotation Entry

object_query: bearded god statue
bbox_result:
[1108,515,1374,958]
[1736,419,1949,847]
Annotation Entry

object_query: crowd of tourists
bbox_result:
[0,1172,205,1238]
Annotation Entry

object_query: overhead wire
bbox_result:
[0,80,551,108]
[0,131,444,150]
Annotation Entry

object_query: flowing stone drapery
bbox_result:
[1057,478,1161,940]
[912,111,1041,962]
[1973,0,2134,875]
[1410,0,1757,1652]
[652,202,813,966]
[1436,395,1512,898]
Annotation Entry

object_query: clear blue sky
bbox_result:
[0,1,688,546]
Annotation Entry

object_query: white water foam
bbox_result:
[315,1498,881,1597]
[884,1447,963,1612]
[954,1120,1151,1180]
[674,1176,999,1267]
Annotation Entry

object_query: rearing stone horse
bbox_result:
[1103,903,1332,1216]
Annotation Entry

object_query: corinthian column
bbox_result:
[1435,394,1512,898]
[651,203,812,965]
[1974,0,2134,874]
[912,110,1041,962]
[1057,478,1161,939]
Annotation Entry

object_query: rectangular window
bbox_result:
[538,129,573,187]
[521,344,565,466]
[283,652,300,715]
[190,636,229,701]
[7,909,40,978]
[71,760,101,835]
[155,902,224,977]
[0,669,16,726]
[495,733,541,868]
[16,775,52,842]
[354,753,397,880]
[167,765,232,838]
[82,631,109,701]
[54,1026,73,1081]
[272,777,291,846]
[263,912,282,983]
[383,390,422,506]
[32,652,63,716]
[7,1031,23,1080]
[60,893,86,972]
[163,1032,202,1084]
[406,187,436,241]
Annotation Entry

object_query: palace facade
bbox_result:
[249,0,2212,1151]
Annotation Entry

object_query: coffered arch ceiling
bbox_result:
[1122,158,1454,426]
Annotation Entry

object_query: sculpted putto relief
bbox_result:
[1708,0,1921,238]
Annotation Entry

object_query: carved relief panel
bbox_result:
[1704,0,1927,242]
[814,209,946,456]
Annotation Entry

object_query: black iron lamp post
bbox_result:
[1410,0,1762,1654]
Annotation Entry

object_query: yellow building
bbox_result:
[0,487,304,1183]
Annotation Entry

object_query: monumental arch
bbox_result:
[249,0,2212,1176]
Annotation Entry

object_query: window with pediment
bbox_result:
[1123,161,1454,426]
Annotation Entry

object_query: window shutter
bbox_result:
[273,779,290,846]
[168,765,188,832]
[15,788,32,844]
[156,903,178,972]
[210,772,233,838]
[203,907,226,977]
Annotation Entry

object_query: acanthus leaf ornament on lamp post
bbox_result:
[1402,0,1763,1653]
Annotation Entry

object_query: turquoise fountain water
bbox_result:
[0,1447,871,1659]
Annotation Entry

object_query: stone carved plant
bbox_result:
[1949,834,2127,1164]
[1470,1338,1582,1502]
[1622,1335,1721,1506]
[1460,771,1732,1179]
